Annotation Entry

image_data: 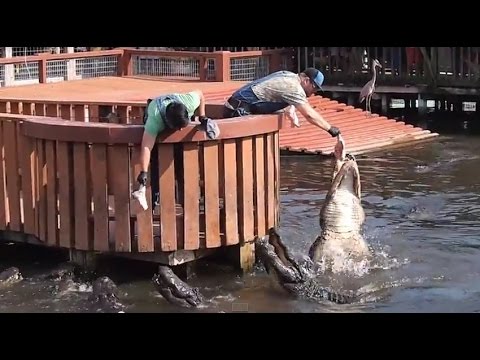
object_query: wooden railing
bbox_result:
[0,108,283,255]
[296,47,480,89]
[2,47,480,89]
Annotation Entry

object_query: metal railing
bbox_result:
[296,47,480,88]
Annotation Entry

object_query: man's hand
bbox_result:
[137,171,148,186]
[327,126,341,137]
[198,116,220,140]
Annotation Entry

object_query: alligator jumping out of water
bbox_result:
[308,134,371,273]
[151,135,371,307]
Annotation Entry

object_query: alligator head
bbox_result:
[0,267,23,287]
[321,134,363,231]
[89,276,125,313]
[152,266,204,308]
[308,135,371,268]
[256,228,356,304]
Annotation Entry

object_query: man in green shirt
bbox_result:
[134,90,207,211]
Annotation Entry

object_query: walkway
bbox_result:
[0,76,438,155]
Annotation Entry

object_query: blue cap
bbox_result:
[304,67,324,92]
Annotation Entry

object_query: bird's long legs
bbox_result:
[365,95,371,117]
[367,94,374,117]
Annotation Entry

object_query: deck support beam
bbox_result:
[226,241,255,274]
[69,249,98,271]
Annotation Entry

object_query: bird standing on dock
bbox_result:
[359,59,382,116]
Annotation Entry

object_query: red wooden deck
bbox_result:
[0,76,438,155]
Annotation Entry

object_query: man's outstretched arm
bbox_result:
[295,102,340,137]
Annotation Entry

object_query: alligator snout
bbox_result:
[0,267,23,287]
[152,266,204,307]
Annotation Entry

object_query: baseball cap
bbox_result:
[303,67,324,92]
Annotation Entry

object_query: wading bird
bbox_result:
[359,58,382,116]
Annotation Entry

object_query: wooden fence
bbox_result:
[0,104,282,263]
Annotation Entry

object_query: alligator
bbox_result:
[308,134,371,273]
[0,267,23,288]
[89,276,125,313]
[152,265,204,308]
[255,228,356,304]
[151,135,370,307]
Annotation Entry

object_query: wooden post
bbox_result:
[229,242,255,273]
[66,47,77,81]
[417,94,427,116]
[347,93,355,106]
[3,47,14,87]
[381,94,389,114]
[69,249,97,272]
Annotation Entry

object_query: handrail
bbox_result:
[18,113,286,143]
[0,49,124,65]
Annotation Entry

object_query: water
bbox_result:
[1,134,480,313]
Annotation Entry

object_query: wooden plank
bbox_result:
[91,144,109,251]
[34,103,46,116]
[237,137,254,242]
[32,139,39,239]
[0,102,8,114]
[274,131,280,225]
[222,139,238,245]
[22,103,33,116]
[10,102,21,115]
[57,141,74,248]
[116,106,129,124]
[203,142,220,248]
[89,105,99,122]
[130,106,144,125]
[106,144,115,194]
[45,140,58,245]
[73,143,90,250]
[15,122,23,229]
[132,146,153,252]
[46,104,59,118]
[111,145,131,252]
[198,144,206,248]
[60,104,72,120]
[182,143,199,250]
[19,132,35,235]
[74,105,85,122]
[254,135,266,237]
[265,133,275,229]
[0,120,7,229]
[37,139,47,242]
[158,144,177,251]
[4,120,21,231]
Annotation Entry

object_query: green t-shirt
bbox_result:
[144,91,201,136]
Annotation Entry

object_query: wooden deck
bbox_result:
[0,76,438,155]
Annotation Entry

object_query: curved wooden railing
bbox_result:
[0,112,283,254]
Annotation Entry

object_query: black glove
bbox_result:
[137,171,148,186]
[199,116,210,124]
[327,126,341,137]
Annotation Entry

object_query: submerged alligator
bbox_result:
[151,135,372,307]
[89,276,125,313]
[0,267,23,288]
